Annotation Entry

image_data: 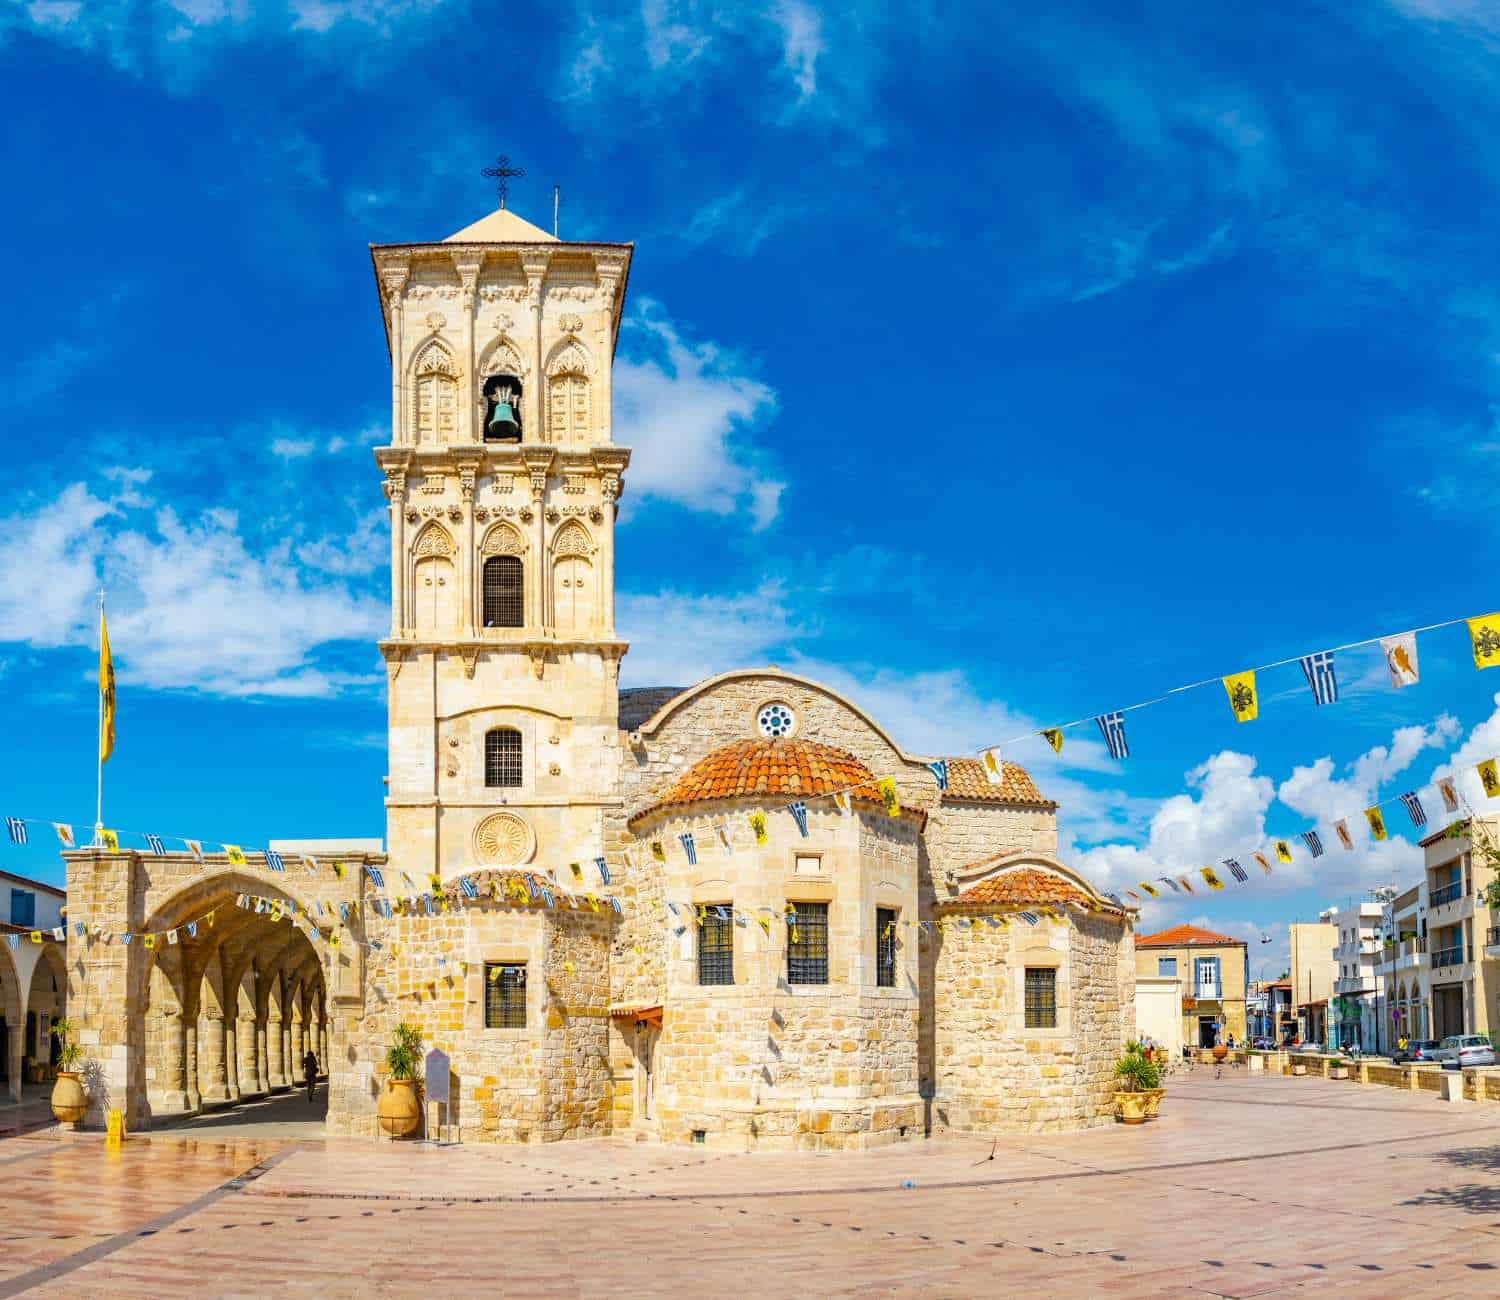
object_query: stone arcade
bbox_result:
[61,205,1136,1146]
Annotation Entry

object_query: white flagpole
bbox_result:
[96,587,104,844]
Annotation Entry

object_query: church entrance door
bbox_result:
[634,1021,658,1124]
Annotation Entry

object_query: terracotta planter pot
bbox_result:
[1115,1090,1148,1125]
[51,1071,87,1126]
[1211,1045,1228,1063]
[1142,1088,1165,1119]
[377,1078,421,1138]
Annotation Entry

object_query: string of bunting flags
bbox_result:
[1112,752,1500,906]
[967,610,1500,771]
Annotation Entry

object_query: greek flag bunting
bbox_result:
[787,801,810,837]
[595,856,611,885]
[366,864,384,889]
[6,934,16,949]
[540,887,555,908]
[1157,876,1182,893]
[1300,830,1325,858]
[1223,858,1248,883]
[187,921,198,938]
[1398,791,1427,828]
[678,832,698,865]
[145,833,165,857]
[609,895,623,914]
[459,875,478,899]
[1016,911,1040,926]
[1300,651,1339,706]
[264,848,285,873]
[1095,712,1129,760]
[927,759,950,792]
[6,817,27,845]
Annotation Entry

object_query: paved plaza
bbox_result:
[3,1069,1500,1297]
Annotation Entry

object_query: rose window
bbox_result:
[756,703,796,738]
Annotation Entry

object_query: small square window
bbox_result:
[794,853,822,875]
[1024,967,1057,1029]
[1157,957,1177,977]
[484,963,526,1028]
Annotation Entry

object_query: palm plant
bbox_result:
[1114,1050,1160,1093]
[51,1017,83,1072]
[385,1022,422,1081]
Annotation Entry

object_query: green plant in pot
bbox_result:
[377,1022,423,1139]
[1114,1047,1162,1123]
[50,1017,88,1127]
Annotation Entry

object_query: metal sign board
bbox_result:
[424,1048,450,1104]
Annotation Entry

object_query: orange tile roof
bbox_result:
[627,738,889,827]
[942,757,1056,809]
[1137,923,1245,948]
[945,866,1091,910]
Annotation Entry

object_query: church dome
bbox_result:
[627,738,881,828]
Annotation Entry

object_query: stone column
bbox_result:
[5,1024,21,1103]
[161,1005,187,1112]
[184,1019,200,1112]
[256,1020,268,1093]
[386,469,407,636]
[199,1010,227,1103]
[459,461,479,637]
[237,1013,259,1095]
[523,450,552,629]
[455,254,481,445]
[521,251,550,443]
[293,1018,305,1069]
[224,1017,241,1101]
[267,1015,286,1089]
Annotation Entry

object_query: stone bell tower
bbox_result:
[370,207,632,879]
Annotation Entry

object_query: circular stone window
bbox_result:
[756,702,797,739]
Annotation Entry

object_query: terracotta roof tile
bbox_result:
[943,866,1093,910]
[627,738,889,827]
[1137,923,1245,948]
[941,757,1056,809]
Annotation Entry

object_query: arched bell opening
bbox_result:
[482,373,523,442]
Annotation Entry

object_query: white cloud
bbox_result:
[27,1,81,27]
[641,0,712,69]
[271,437,317,459]
[614,300,784,527]
[618,582,801,687]
[772,0,824,101]
[0,479,383,697]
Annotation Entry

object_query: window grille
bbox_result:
[485,728,523,788]
[876,907,898,987]
[698,907,734,985]
[484,963,526,1028]
[787,901,829,985]
[1024,967,1057,1029]
[483,555,524,628]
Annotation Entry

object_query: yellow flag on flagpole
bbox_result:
[1222,671,1258,723]
[99,608,115,763]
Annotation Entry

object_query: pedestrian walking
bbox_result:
[303,1047,319,1103]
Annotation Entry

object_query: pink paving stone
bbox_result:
[1,1068,1499,1296]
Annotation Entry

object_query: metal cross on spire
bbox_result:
[481,155,526,209]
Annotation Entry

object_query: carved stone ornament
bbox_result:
[419,475,446,495]
[474,506,490,522]
[383,471,407,503]
[425,311,447,331]
[545,507,560,524]
[558,313,584,334]
[600,473,621,501]
[548,285,596,303]
[528,646,546,679]
[518,507,534,524]
[413,339,458,377]
[552,521,593,558]
[589,506,603,524]
[479,336,527,379]
[411,522,456,558]
[529,472,547,499]
[474,812,534,867]
[548,763,561,777]
[386,649,407,682]
[459,646,480,679]
[480,521,526,556]
[446,505,462,523]
[405,509,420,524]
[546,340,590,378]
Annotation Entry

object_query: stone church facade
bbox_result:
[60,206,1136,1147]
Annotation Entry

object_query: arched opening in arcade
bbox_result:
[132,872,330,1128]
[1,937,68,1104]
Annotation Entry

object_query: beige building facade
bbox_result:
[58,204,1137,1146]
[1134,925,1248,1048]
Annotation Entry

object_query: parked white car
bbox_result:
[1433,1035,1496,1068]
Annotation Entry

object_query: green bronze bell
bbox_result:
[486,398,520,440]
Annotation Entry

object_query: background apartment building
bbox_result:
[1329,900,1386,1052]
[1289,918,1335,1047]
[1422,819,1500,1039]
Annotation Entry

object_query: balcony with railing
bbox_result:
[1486,926,1500,959]
[1430,943,1470,971]
[1193,981,1223,1003]
[1333,973,1374,995]
[1430,879,1465,908]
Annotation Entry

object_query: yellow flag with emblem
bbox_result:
[224,844,247,866]
[1365,805,1388,841]
[1222,670,1257,723]
[98,828,119,851]
[1199,866,1225,891]
[1040,728,1064,754]
[748,813,767,846]
[98,606,115,763]
[1468,614,1500,669]
[1274,840,1292,863]
[877,776,900,817]
[1478,757,1500,800]
[1137,881,1159,898]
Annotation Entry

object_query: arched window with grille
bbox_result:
[483,555,524,628]
[484,728,523,788]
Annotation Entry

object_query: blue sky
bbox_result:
[3,0,1500,973]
